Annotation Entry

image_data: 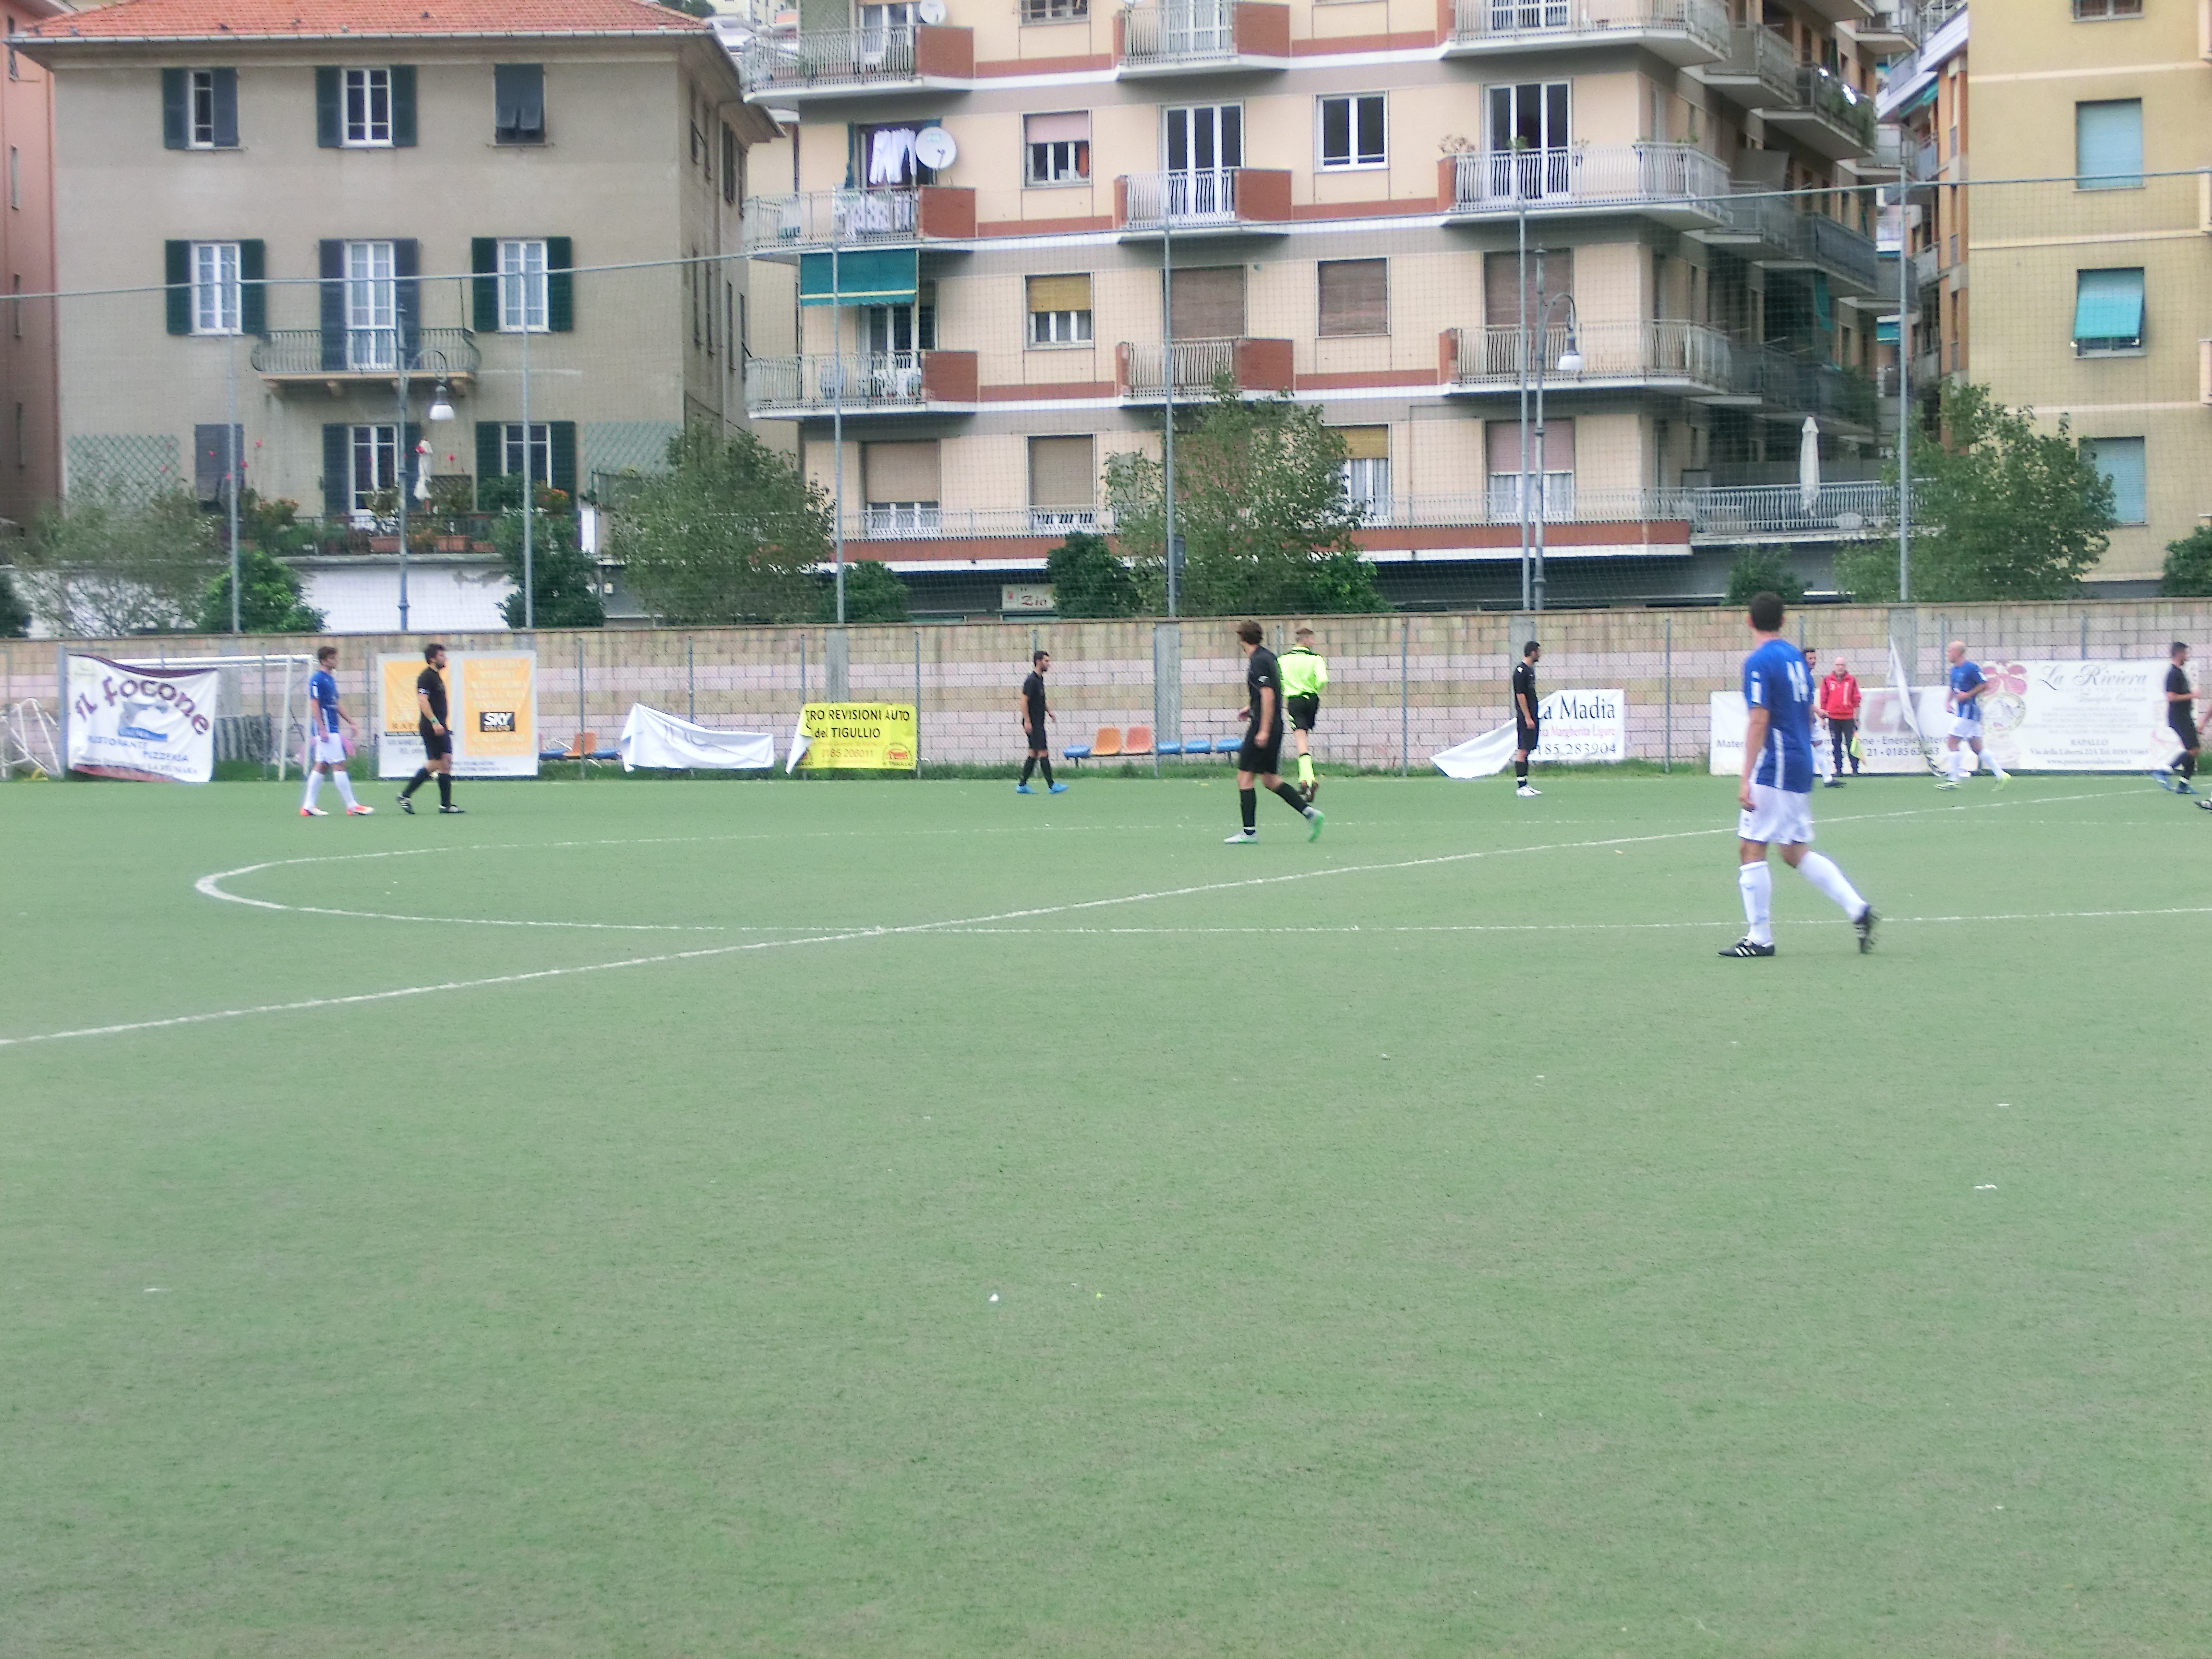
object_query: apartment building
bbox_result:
[21,0,777,565]
[732,0,1887,610]
[1,0,64,530]
[1869,0,1961,415]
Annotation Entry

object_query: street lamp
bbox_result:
[393,345,457,633]
[1525,286,1580,614]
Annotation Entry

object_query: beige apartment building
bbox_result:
[732,0,1889,610]
[1869,0,1962,410]
[22,0,777,589]
[2,0,66,529]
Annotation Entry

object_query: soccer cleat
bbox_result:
[299,805,327,817]
[438,804,466,814]
[1516,785,1540,797]
[1936,780,1959,791]
[2198,797,2212,811]
[346,804,374,816]
[1306,808,1324,842]
[1718,938,1777,958]
[1823,778,1845,789]
[1225,830,1256,843]
[1047,782,1068,794]
[1854,905,1878,954]
[397,794,415,814]
[1015,783,1033,794]
[1990,769,2010,791]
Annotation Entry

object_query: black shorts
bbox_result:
[1515,722,1540,753]
[1026,722,1048,752]
[1286,694,1320,733]
[1238,731,1284,775]
[421,723,452,761]
[2171,716,2200,748]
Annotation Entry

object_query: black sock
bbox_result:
[402,767,429,798]
[2182,750,2198,779]
[1020,755,1036,783]
[437,773,452,807]
[1239,787,1256,831]
[1039,757,1055,786]
[1515,758,1528,784]
[1273,781,1308,816]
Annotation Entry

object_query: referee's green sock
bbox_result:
[1297,753,1313,787]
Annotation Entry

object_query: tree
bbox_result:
[0,566,29,638]
[612,427,830,625]
[1105,378,1389,616]
[494,486,605,629]
[198,547,326,633]
[2162,524,2212,598]
[15,486,221,636]
[1837,382,2115,602]
[1045,530,1139,618]
[819,559,910,624]
[1724,548,1804,610]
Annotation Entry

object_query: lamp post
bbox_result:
[394,342,457,633]
[1524,265,1581,615]
[1162,184,1178,619]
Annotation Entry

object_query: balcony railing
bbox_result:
[1673,481,1892,538]
[1116,336,1294,397]
[1118,0,1287,66]
[1449,0,1728,59]
[1451,320,1732,391]
[1450,142,1730,217]
[250,327,481,379]
[1772,65,1876,155]
[744,349,978,414]
[1704,24,1795,102]
[740,187,976,252]
[1708,194,1881,290]
[737,23,973,93]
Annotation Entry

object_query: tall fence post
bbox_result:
[1400,617,1410,778]
[1153,621,1181,780]
[826,628,850,701]
[686,634,696,722]
[2080,613,2090,660]
[799,635,808,707]
[575,635,587,781]
[55,645,68,781]
[1663,614,1672,774]
[913,627,923,773]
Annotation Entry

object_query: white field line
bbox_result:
[931,907,2212,936]
[0,786,2138,1051]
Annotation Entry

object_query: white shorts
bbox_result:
[309,731,348,765]
[1949,716,1983,740]
[1738,783,1815,847]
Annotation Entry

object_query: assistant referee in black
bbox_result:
[1512,639,1542,797]
[398,641,464,815]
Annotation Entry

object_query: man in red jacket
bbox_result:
[1817,658,1863,785]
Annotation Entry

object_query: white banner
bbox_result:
[66,654,220,783]
[617,704,776,770]
[1532,688,1626,763]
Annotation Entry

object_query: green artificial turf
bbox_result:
[1,770,2206,1657]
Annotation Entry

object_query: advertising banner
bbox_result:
[377,652,538,778]
[66,654,221,782]
[618,704,776,770]
[786,703,917,772]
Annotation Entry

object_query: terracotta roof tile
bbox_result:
[25,0,710,40]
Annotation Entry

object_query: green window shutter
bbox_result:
[315,67,340,147]
[549,421,577,498]
[471,237,498,332]
[162,68,187,149]
[239,239,266,336]
[546,236,574,333]
[164,240,192,335]
[391,65,417,147]
[211,69,239,148]
[323,423,349,517]
[475,420,503,498]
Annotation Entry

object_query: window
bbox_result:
[1022,0,1088,19]
[1169,264,1245,338]
[722,123,738,204]
[350,423,398,511]
[2076,100,2142,190]
[189,69,219,147]
[1027,274,1092,346]
[499,239,548,332]
[864,440,940,534]
[2086,436,2146,523]
[191,241,241,334]
[2073,267,2144,355]
[865,289,935,354]
[1318,94,1386,170]
[503,421,553,488]
[1029,435,1096,529]
[1163,104,1241,175]
[163,67,237,150]
[494,63,544,144]
[1338,427,1390,522]
[1025,112,1090,185]
[345,240,397,370]
[1317,259,1387,337]
[194,423,245,504]
[2073,0,2141,15]
[1486,418,1574,520]
[345,68,392,146]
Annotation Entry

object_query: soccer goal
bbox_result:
[3,699,62,779]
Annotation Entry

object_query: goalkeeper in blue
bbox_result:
[1721,593,1875,959]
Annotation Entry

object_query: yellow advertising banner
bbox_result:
[375,652,538,777]
[791,703,917,771]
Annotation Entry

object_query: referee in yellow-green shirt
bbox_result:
[1280,625,1330,802]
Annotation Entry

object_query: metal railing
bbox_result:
[1450,0,1728,54]
[738,25,916,90]
[1709,24,1796,101]
[1121,337,1237,396]
[1673,481,1892,538]
[1711,195,1881,289]
[1912,244,1940,288]
[1452,320,1731,390]
[745,351,929,412]
[1796,66,1877,150]
[1121,0,1235,61]
[742,189,921,251]
[1451,142,1730,214]
[249,327,481,377]
[1121,168,1241,227]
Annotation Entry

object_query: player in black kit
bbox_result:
[1016,649,1066,794]
[397,641,463,814]
[1226,621,1323,844]
[2162,641,2202,794]
[1511,639,1542,797]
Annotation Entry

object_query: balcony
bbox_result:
[1696,195,1881,293]
[1674,481,1893,541]
[1446,0,1729,65]
[1695,25,1794,105]
[1734,350,1879,428]
[736,23,973,100]
[1444,143,1730,228]
[1115,337,1293,398]
[250,327,481,383]
[1847,1,1918,50]
[1115,168,1291,234]
[1448,320,1732,395]
[740,187,977,255]
[744,349,979,417]
[848,505,1106,541]
[1763,66,1877,160]
[1115,1,1289,72]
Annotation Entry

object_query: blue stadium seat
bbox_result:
[1062,743,1093,761]
[1155,740,1183,756]
[1213,736,1244,755]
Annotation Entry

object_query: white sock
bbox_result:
[303,770,322,810]
[1738,861,1773,946]
[1796,851,1864,919]
[1948,749,1966,781]
[332,768,359,808]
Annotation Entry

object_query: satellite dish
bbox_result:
[916,0,947,22]
[914,126,958,170]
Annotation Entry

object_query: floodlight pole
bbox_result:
[1529,276,1578,617]
[1162,196,1177,619]
[1516,196,1531,612]
[396,348,411,633]
[1896,179,1912,604]
[226,338,241,634]
[521,316,535,629]
[832,239,846,626]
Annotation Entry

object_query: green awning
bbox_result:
[799,248,918,307]
[1875,318,1899,345]
[2073,268,2143,344]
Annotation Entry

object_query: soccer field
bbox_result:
[3,770,2207,1657]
